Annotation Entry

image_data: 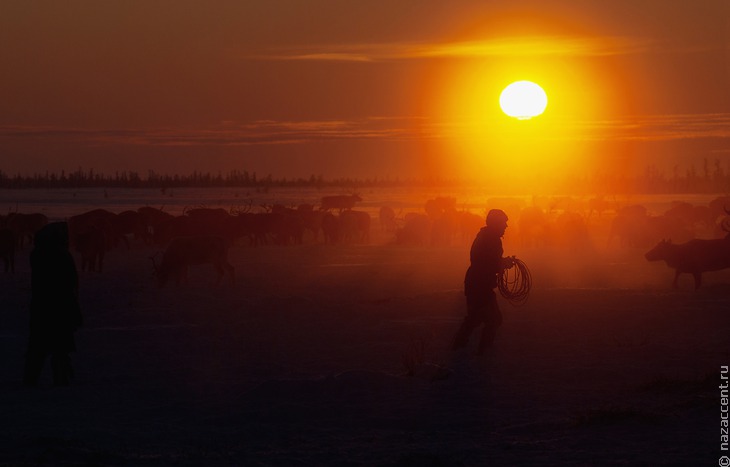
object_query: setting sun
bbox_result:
[499,80,548,119]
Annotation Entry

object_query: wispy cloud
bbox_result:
[1,113,729,148]
[282,53,375,63]
[564,113,730,142]
[0,118,429,147]
[248,35,655,62]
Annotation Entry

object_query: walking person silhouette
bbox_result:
[452,209,514,355]
[23,222,83,386]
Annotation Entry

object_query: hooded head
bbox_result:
[486,209,509,237]
[33,222,70,252]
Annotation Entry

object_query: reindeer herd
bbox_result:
[1,193,730,289]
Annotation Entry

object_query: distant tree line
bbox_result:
[0,169,401,190]
[0,160,728,194]
[555,158,730,194]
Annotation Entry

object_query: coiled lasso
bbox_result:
[498,256,532,306]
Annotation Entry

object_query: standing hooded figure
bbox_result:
[452,209,514,354]
[23,222,83,386]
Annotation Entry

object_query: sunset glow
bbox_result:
[0,1,727,189]
[1,3,730,464]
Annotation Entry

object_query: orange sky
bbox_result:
[1,0,729,187]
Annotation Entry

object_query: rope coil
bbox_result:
[498,257,532,306]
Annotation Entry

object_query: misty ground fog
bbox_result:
[0,186,728,465]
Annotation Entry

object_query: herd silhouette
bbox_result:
[1,193,730,289]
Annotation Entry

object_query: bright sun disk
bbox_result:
[499,80,548,119]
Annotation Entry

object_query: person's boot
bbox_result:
[477,326,497,355]
[451,323,472,350]
[51,354,72,386]
[23,352,44,386]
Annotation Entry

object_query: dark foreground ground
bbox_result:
[1,241,728,466]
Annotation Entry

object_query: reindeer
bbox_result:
[320,194,362,212]
[396,213,431,246]
[74,225,106,272]
[339,210,371,243]
[151,235,235,287]
[518,206,550,249]
[5,212,48,249]
[379,206,397,232]
[112,210,148,246]
[645,230,730,289]
[184,207,231,224]
[270,205,305,245]
[0,228,16,273]
[137,206,175,241]
[321,212,340,245]
[298,205,324,242]
[68,208,118,251]
[458,211,484,244]
[721,207,730,239]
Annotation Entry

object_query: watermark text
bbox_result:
[720,365,728,466]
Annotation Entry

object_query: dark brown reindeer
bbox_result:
[151,235,235,287]
[645,222,730,289]
[379,206,397,233]
[68,208,118,251]
[320,194,362,212]
[6,212,48,249]
[0,228,16,273]
[113,210,149,246]
[137,206,175,242]
[395,213,431,246]
[74,225,106,272]
[339,210,371,244]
